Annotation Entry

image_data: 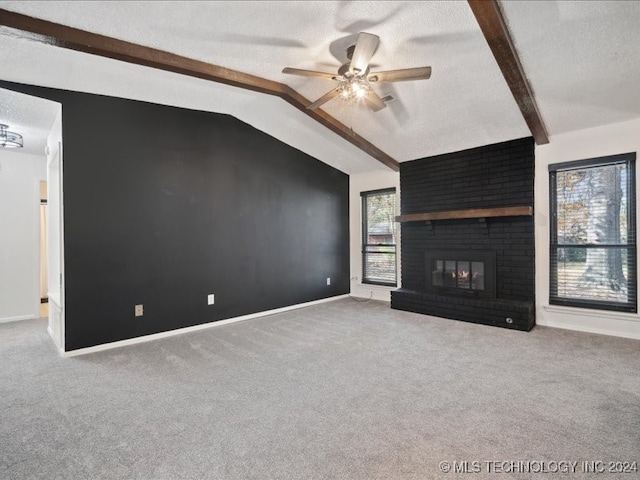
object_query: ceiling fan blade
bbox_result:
[364,90,387,112]
[282,67,339,81]
[307,88,340,110]
[349,32,380,75]
[368,66,432,83]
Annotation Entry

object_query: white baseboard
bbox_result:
[0,314,35,324]
[62,294,349,357]
[349,285,393,302]
[537,319,640,340]
[537,304,640,340]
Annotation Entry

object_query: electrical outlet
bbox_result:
[207,294,215,305]
[326,277,331,286]
[134,304,143,317]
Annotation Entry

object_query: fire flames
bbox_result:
[451,270,479,281]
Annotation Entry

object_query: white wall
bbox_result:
[0,150,47,322]
[535,117,640,339]
[349,169,400,302]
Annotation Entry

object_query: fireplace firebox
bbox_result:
[425,250,496,298]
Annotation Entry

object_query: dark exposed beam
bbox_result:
[0,8,400,171]
[468,0,549,145]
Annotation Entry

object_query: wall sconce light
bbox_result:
[0,124,24,148]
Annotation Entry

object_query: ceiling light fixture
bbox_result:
[0,124,23,148]
[337,75,371,103]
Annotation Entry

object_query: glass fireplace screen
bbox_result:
[432,259,485,291]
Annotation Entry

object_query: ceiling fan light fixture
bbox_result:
[0,124,23,148]
[337,76,371,103]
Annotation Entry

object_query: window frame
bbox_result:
[361,187,397,287]
[548,152,637,312]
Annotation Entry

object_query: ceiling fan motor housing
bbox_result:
[346,44,356,60]
[338,63,370,77]
[339,44,360,77]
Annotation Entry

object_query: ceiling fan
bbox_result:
[282,32,431,112]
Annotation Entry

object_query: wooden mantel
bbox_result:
[395,206,533,223]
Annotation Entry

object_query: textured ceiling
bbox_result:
[501,1,640,136]
[0,1,639,172]
[0,86,59,156]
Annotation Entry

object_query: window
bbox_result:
[361,188,397,286]
[549,153,636,312]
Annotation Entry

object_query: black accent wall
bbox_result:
[1,81,349,350]
[392,138,535,330]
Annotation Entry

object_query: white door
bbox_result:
[46,123,64,351]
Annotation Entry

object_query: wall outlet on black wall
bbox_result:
[134,304,143,317]
[207,294,215,305]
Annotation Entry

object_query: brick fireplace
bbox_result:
[391,137,535,331]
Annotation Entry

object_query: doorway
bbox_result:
[0,87,63,349]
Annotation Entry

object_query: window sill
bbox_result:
[542,304,640,323]
[357,282,398,290]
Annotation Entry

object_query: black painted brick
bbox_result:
[395,137,535,329]
[391,289,535,331]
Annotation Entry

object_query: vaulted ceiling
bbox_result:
[1,1,639,174]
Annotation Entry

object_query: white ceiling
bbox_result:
[0,1,639,173]
[0,87,59,156]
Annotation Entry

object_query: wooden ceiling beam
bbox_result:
[0,8,400,171]
[468,0,549,145]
